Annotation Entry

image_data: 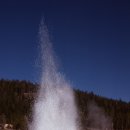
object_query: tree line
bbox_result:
[0,79,130,130]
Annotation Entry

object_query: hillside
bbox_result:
[0,79,130,130]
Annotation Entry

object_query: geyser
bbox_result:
[30,21,78,130]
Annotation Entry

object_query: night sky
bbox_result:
[0,0,130,101]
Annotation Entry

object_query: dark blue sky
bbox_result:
[0,0,130,101]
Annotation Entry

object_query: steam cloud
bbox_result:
[87,101,113,130]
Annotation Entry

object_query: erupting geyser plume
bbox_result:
[30,21,78,130]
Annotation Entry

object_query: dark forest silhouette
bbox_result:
[0,79,130,130]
